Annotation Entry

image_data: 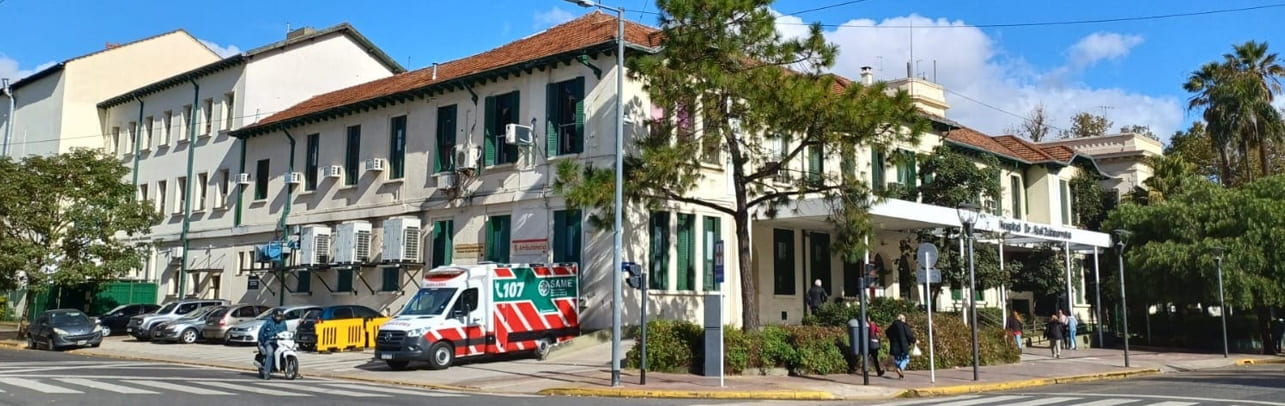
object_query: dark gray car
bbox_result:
[27,309,103,350]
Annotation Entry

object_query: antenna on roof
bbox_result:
[285,22,291,37]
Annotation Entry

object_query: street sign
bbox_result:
[247,275,260,290]
[917,243,939,269]
[714,240,725,284]
[916,268,942,284]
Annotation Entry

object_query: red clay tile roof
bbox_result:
[946,129,1080,164]
[994,135,1057,162]
[1040,145,1076,162]
[244,12,661,131]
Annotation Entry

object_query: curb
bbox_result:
[1236,358,1285,365]
[537,387,837,400]
[903,368,1161,398]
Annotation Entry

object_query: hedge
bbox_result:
[625,299,1019,376]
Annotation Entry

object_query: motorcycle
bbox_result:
[252,331,300,380]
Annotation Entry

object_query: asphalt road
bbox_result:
[0,348,750,406]
[872,364,1285,406]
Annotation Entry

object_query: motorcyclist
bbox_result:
[257,309,287,380]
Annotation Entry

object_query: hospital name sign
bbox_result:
[996,220,1073,240]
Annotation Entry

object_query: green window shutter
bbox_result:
[498,215,511,262]
[483,96,496,166]
[905,151,917,187]
[297,270,311,294]
[552,210,566,263]
[649,211,670,290]
[337,269,353,292]
[772,229,795,295]
[305,134,318,191]
[504,92,520,164]
[840,148,854,180]
[1010,176,1023,219]
[974,289,984,301]
[345,126,360,186]
[871,148,885,191]
[572,77,585,154]
[389,116,406,179]
[703,216,721,291]
[951,288,962,301]
[381,268,399,292]
[1060,179,1070,225]
[436,105,457,173]
[808,145,823,185]
[546,83,560,157]
[486,215,512,263]
[552,210,582,264]
[432,220,453,267]
[676,213,694,291]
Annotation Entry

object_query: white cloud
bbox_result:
[535,7,577,28]
[199,39,241,58]
[772,13,1183,143]
[0,54,57,83]
[1067,32,1144,68]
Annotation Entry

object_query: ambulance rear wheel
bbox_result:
[427,342,454,370]
[385,360,409,371]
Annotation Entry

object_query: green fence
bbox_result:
[21,281,158,320]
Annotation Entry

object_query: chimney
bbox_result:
[105,42,122,50]
[432,63,439,81]
[286,27,316,41]
[860,66,873,86]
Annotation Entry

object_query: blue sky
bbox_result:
[3,0,1284,142]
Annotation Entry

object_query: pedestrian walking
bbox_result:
[886,314,917,379]
[806,279,828,314]
[1045,314,1064,359]
[1006,311,1024,350]
[1271,317,1284,355]
[1066,313,1079,350]
[864,316,885,377]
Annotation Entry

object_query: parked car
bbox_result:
[127,299,227,341]
[27,309,103,350]
[202,304,273,341]
[296,305,382,351]
[95,304,160,336]
[225,305,319,345]
[152,305,225,344]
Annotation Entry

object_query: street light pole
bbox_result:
[1213,246,1227,358]
[957,203,980,381]
[566,0,626,387]
[1113,229,1132,368]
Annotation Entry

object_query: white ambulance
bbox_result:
[373,263,580,370]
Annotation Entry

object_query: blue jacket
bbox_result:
[258,319,286,343]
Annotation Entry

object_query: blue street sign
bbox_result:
[714,240,725,284]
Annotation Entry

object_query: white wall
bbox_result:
[1,72,65,158]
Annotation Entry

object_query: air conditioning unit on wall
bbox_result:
[236,173,252,185]
[505,124,533,145]
[324,165,343,178]
[286,172,303,185]
[299,225,332,265]
[382,218,421,263]
[434,172,456,189]
[453,145,478,171]
[333,221,373,264]
[364,158,386,172]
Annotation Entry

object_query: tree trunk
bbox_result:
[1259,142,1271,178]
[735,205,758,331]
[1259,304,1273,355]
[1218,145,1233,186]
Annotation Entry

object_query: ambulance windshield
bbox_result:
[401,288,458,316]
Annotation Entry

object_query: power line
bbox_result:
[942,88,1067,134]
[2,110,283,147]
[784,0,873,17]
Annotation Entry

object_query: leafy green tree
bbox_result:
[1119,124,1159,141]
[1106,174,1285,354]
[1165,122,1220,182]
[553,0,927,329]
[1061,112,1112,139]
[1069,165,1113,230]
[1184,41,1285,185]
[0,149,157,321]
[1009,245,1078,315]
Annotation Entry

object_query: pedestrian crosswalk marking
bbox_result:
[322,382,466,397]
[56,378,158,394]
[1139,402,1197,406]
[933,395,1030,406]
[194,381,310,397]
[0,377,83,394]
[882,396,984,406]
[1066,400,1140,406]
[1005,398,1085,406]
[126,380,232,395]
[255,382,390,397]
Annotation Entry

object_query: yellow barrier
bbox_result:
[316,318,365,352]
[364,317,389,348]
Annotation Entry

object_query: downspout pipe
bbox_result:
[2,79,14,158]
[278,128,296,307]
[178,80,199,299]
[131,97,144,190]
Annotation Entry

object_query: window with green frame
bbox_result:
[1060,179,1071,225]
[483,91,520,166]
[772,229,795,295]
[345,125,361,185]
[305,133,319,191]
[380,267,399,292]
[676,213,695,291]
[871,147,886,191]
[807,144,824,186]
[951,287,985,301]
[435,105,457,173]
[896,149,917,186]
[254,159,269,200]
[337,269,354,292]
[485,215,511,263]
[546,77,585,156]
[295,270,311,293]
[702,216,722,291]
[552,210,582,264]
[389,116,407,179]
[1010,175,1023,219]
[431,220,453,267]
[649,211,670,290]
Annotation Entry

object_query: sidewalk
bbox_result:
[2,323,1281,400]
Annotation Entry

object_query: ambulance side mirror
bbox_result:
[622,262,644,290]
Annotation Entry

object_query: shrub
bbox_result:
[625,319,701,373]
[903,312,1019,370]
[783,326,849,375]
[803,297,921,328]
[759,325,796,368]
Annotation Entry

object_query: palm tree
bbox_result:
[1184,42,1285,184]
[1184,62,1236,185]
[1224,41,1285,177]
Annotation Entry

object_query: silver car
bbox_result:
[152,305,224,344]
[202,304,272,341]
[224,305,319,345]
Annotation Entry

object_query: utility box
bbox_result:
[382,218,422,263]
[703,293,722,377]
[334,221,373,264]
